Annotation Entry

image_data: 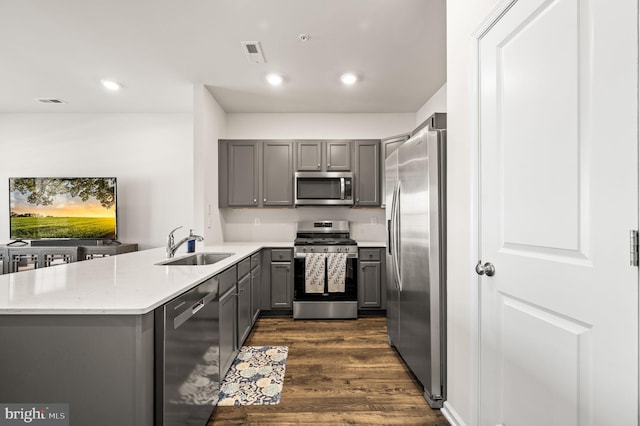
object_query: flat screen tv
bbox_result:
[9,177,117,241]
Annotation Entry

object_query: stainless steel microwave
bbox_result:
[294,172,354,206]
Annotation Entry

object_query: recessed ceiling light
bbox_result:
[100,79,121,91]
[266,73,284,86]
[340,73,358,85]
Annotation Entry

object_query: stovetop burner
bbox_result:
[294,237,357,246]
[294,220,357,255]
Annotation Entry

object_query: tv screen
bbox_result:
[9,177,117,240]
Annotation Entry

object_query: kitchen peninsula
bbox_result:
[0,243,290,426]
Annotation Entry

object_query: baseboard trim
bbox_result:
[441,401,466,426]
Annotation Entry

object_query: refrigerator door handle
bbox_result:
[393,182,402,291]
[387,219,393,256]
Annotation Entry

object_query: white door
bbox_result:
[477,0,638,425]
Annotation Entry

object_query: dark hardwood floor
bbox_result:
[208,317,449,425]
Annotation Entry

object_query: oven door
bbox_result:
[294,172,354,206]
[294,252,358,301]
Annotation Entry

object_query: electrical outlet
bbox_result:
[254,218,260,225]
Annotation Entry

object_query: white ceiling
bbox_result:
[0,0,446,114]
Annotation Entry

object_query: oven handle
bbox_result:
[295,252,358,259]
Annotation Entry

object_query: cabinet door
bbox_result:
[227,141,259,207]
[296,141,322,171]
[237,273,252,346]
[219,286,238,377]
[263,141,293,205]
[270,262,292,308]
[354,140,380,206]
[251,264,261,323]
[358,261,381,308]
[326,140,351,171]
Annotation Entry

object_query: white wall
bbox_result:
[222,113,416,242]
[193,86,226,244]
[416,83,447,126]
[0,113,193,249]
[443,0,500,425]
[226,113,415,140]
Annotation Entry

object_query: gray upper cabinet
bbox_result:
[296,141,323,171]
[263,141,293,206]
[354,140,381,206]
[326,140,351,171]
[219,140,260,207]
[295,140,352,171]
[220,138,382,208]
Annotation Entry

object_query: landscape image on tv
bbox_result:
[10,177,117,240]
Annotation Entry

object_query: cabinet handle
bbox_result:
[317,163,320,167]
[253,198,257,204]
[328,163,331,167]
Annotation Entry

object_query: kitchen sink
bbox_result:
[158,252,234,266]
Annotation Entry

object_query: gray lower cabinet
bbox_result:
[270,249,293,309]
[354,140,381,206]
[358,248,386,309]
[219,264,239,378]
[263,140,293,206]
[0,314,155,426]
[237,272,252,347]
[251,261,261,323]
[219,140,260,207]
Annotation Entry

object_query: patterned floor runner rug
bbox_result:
[217,346,288,406]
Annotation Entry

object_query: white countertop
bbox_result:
[0,242,291,316]
[0,241,385,315]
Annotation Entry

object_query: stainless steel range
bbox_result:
[293,220,358,319]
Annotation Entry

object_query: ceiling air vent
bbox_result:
[241,41,266,64]
[37,98,66,104]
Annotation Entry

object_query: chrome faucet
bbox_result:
[166,226,204,258]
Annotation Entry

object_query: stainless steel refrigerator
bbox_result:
[385,113,446,408]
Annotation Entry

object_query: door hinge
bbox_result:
[631,230,639,266]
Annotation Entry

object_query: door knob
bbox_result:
[475,260,495,277]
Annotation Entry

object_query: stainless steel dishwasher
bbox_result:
[155,276,220,426]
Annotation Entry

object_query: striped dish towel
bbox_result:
[327,252,347,293]
[304,253,326,293]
